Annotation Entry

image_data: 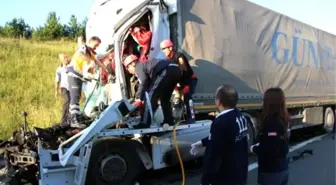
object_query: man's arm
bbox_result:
[55,69,61,96]
[201,136,209,147]
[200,119,217,147]
[134,65,148,100]
[94,58,108,73]
[177,57,185,69]
[82,62,95,79]
[78,51,108,73]
[178,56,189,71]
[78,51,92,63]
[55,82,60,96]
[202,118,232,184]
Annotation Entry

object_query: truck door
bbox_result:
[112,1,174,99]
[113,7,155,100]
[146,3,171,60]
[86,0,154,55]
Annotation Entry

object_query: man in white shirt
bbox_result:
[190,85,248,185]
[55,53,70,125]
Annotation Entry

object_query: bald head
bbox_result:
[215,84,238,109]
[59,53,70,66]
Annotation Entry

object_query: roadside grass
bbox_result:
[0,37,78,139]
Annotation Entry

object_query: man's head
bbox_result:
[123,54,139,74]
[59,53,70,66]
[87,36,101,51]
[215,84,238,111]
[160,40,174,59]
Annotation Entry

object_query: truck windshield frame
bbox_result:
[114,0,152,34]
[113,8,150,99]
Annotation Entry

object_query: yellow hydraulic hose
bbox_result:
[172,120,186,185]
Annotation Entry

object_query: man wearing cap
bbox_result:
[160,39,198,124]
[67,36,109,128]
[123,55,181,128]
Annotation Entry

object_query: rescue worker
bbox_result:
[123,55,181,128]
[67,36,109,128]
[129,25,152,61]
[160,39,198,124]
[55,53,71,125]
[250,87,290,185]
[190,84,248,185]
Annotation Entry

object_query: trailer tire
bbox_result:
[324,107,335,133]
[247,120,255,151]
[0,176,21,185]
[85,140,143,185]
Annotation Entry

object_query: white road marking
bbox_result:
[248,134,327,171]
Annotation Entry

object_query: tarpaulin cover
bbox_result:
[179,0,336,103]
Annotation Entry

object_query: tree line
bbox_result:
[0,12,87,41]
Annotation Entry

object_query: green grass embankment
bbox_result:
[0,38,77,139]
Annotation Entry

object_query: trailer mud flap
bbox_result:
[132,140,153,170]
[162,146,194,165]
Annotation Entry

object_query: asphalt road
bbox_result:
[142,131,335,185]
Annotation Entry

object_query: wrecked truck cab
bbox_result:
[86,0,178,101]
[86,0,177,55]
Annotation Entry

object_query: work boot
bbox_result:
[34,127,54,141]
[70,115,87,129]
[133,123,149,129]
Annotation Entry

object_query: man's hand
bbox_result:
[182,85,190,95]
[83,73,94,81]
[95,59,109,73]
[86,73,94,79]
[133,99,144,110]
[190,140,203,156]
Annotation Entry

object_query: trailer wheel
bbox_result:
[86,140,143,185]
[0,176,21,185]
[324,107,335,133]
[247,120,255,151]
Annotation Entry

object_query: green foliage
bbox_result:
[0,18,32,38]
[78,17,88,41]
[0,12,87,41]
[68,15,80,39]
[42,12,64,40]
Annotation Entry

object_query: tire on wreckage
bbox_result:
[0,157,21,185]
[85,139,144,185]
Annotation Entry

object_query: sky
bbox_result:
[248,0,336,35]
[0,0,96,28]
[0,0,335,35]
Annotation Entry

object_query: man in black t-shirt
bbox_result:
[123,55,181,128]
[160,39,198,124]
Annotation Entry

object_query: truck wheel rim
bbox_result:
[100,154,127,183]
[326,112,334,128]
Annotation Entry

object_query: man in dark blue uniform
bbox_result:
[123,55,181,128]
[190,84,248,185]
